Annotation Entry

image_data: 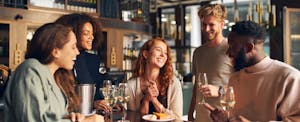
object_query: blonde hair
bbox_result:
[198,4,227,21]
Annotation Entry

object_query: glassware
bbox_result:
[103,80,112,88]
[117,83,130,122]
[100,86,118,122]
[197,72,208,104]
[100,87,112,102]
[220,86,235,117]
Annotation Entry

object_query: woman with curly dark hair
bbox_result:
[126,38,183,119]
[55,13,110,112]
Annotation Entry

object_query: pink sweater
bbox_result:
[229,57,300,121]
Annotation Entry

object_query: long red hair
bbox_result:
[132,38,173,97]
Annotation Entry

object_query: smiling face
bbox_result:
[226,32,250,71]
[201,15,224,41]
[143,40,168,69]
[54,31,79,70]
[79,22,94,50]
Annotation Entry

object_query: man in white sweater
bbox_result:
[204,21,300,122]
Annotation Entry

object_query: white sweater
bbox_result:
[126,77,183,119]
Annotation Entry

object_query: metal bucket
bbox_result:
[75,84,95,115]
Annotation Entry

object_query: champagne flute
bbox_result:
[117,83,130,122]
[197,72,208,104]
[220,86,235,118]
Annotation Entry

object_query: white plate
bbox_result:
[142,114,175,122]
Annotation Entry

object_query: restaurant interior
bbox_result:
[0,0,300,121]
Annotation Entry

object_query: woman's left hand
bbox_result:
[148,81,159,97]
[94,100,111,112]
[69,112,85,122]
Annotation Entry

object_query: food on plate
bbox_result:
[153,112,171,119]
[148,114,157,120]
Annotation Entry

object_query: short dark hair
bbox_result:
[231,21,266,43]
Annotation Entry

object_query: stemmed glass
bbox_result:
[197,72,208,104]
[103,80,112,88]
[117,83,130,122]
[101,80,112,101]
[100,80,114,121]
[220,86,235,118]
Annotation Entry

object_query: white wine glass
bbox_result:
[197,72,208,104]
[100,87,118,122]
[117,83,130,122]
[220,86,235,118]
[103,80,112,88]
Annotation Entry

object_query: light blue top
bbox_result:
[4,58,70,122]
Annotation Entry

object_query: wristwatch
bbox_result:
[218,86,225,96]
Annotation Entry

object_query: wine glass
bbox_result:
[100,86,118,122]
[220,86,235,118]
[197,72,208,104]
[117,83,130,122]
[103,80,112,88]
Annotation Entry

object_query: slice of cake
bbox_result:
[153,112,171,119]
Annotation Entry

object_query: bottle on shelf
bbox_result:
[126,44,131,58]
[132,48,137,58]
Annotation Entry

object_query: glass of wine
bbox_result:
[100,86,118,122]
[220,86,235,118]
[117,83,130,122]
[103,80,112,88]
[197,72,208,104]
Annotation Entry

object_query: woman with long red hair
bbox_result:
[127,38,183,119]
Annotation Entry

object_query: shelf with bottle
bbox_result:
[67,0,97,12]
[28,0,97,13]
[122,33,150,79]
[119,0,149,23]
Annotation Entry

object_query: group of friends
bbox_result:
[2,3,300,122]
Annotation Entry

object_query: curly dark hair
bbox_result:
[132,38,173,97]
[231,21,266,43]
[55,13,103,52]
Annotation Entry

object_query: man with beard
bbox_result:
[204,21,300,122]
[188,4,233,122]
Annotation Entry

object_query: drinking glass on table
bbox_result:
[100,86,118,121]
[103,80,112,88]
[220,86,235,117]
[117,83,130,122]
[197,72,208,104]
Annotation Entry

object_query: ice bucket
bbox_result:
[75,84,95,115]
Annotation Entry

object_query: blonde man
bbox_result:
[188,4,233,122]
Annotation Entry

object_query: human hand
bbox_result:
[229,115,251,122]
[199,85,219,97]
[70,112,85,122]
[94,100,111,113]
[82,114,104,122]
[147,81,159,97]
[203,103,229,122]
